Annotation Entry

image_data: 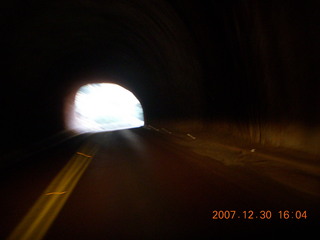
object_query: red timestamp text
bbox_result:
[212,210,307,220]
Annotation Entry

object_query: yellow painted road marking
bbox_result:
[44,191,66,196]
[76,152,93,158]
[7,141,99,240]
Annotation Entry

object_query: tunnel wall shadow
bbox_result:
[0,0,319,159]
[181,0,320,156]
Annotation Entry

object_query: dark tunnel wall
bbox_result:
[1,0,320,156]
[169,0,320,155]
[208,0,320,154]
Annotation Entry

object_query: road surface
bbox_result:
[0,128,318,239]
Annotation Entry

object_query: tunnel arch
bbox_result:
[65,82,145,133]
[2,0,204,154]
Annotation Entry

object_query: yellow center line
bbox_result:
[44,191,67,196]
[76,152,93,158]
[7,141,99,240]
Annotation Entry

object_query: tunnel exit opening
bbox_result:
[67,83,144,133]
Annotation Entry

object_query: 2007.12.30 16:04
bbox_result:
[212,210,307,220]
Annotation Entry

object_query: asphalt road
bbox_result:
[1,128,318,239]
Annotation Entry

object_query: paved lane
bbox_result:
[7,141,99,240]
[1,128,318,239]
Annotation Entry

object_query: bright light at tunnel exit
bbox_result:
[70,83,144,133]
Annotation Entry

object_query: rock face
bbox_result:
[1,0,320,156]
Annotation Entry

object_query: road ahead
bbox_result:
[1,128,318,239]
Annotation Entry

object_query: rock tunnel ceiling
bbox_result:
[1,0,320,155]
[3,0,203,119]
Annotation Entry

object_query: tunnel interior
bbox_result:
[1,0,320,156]
[1,1,319,238]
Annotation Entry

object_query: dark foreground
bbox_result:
[0,128,318,239]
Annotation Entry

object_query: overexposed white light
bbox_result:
[71,83,144,133]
